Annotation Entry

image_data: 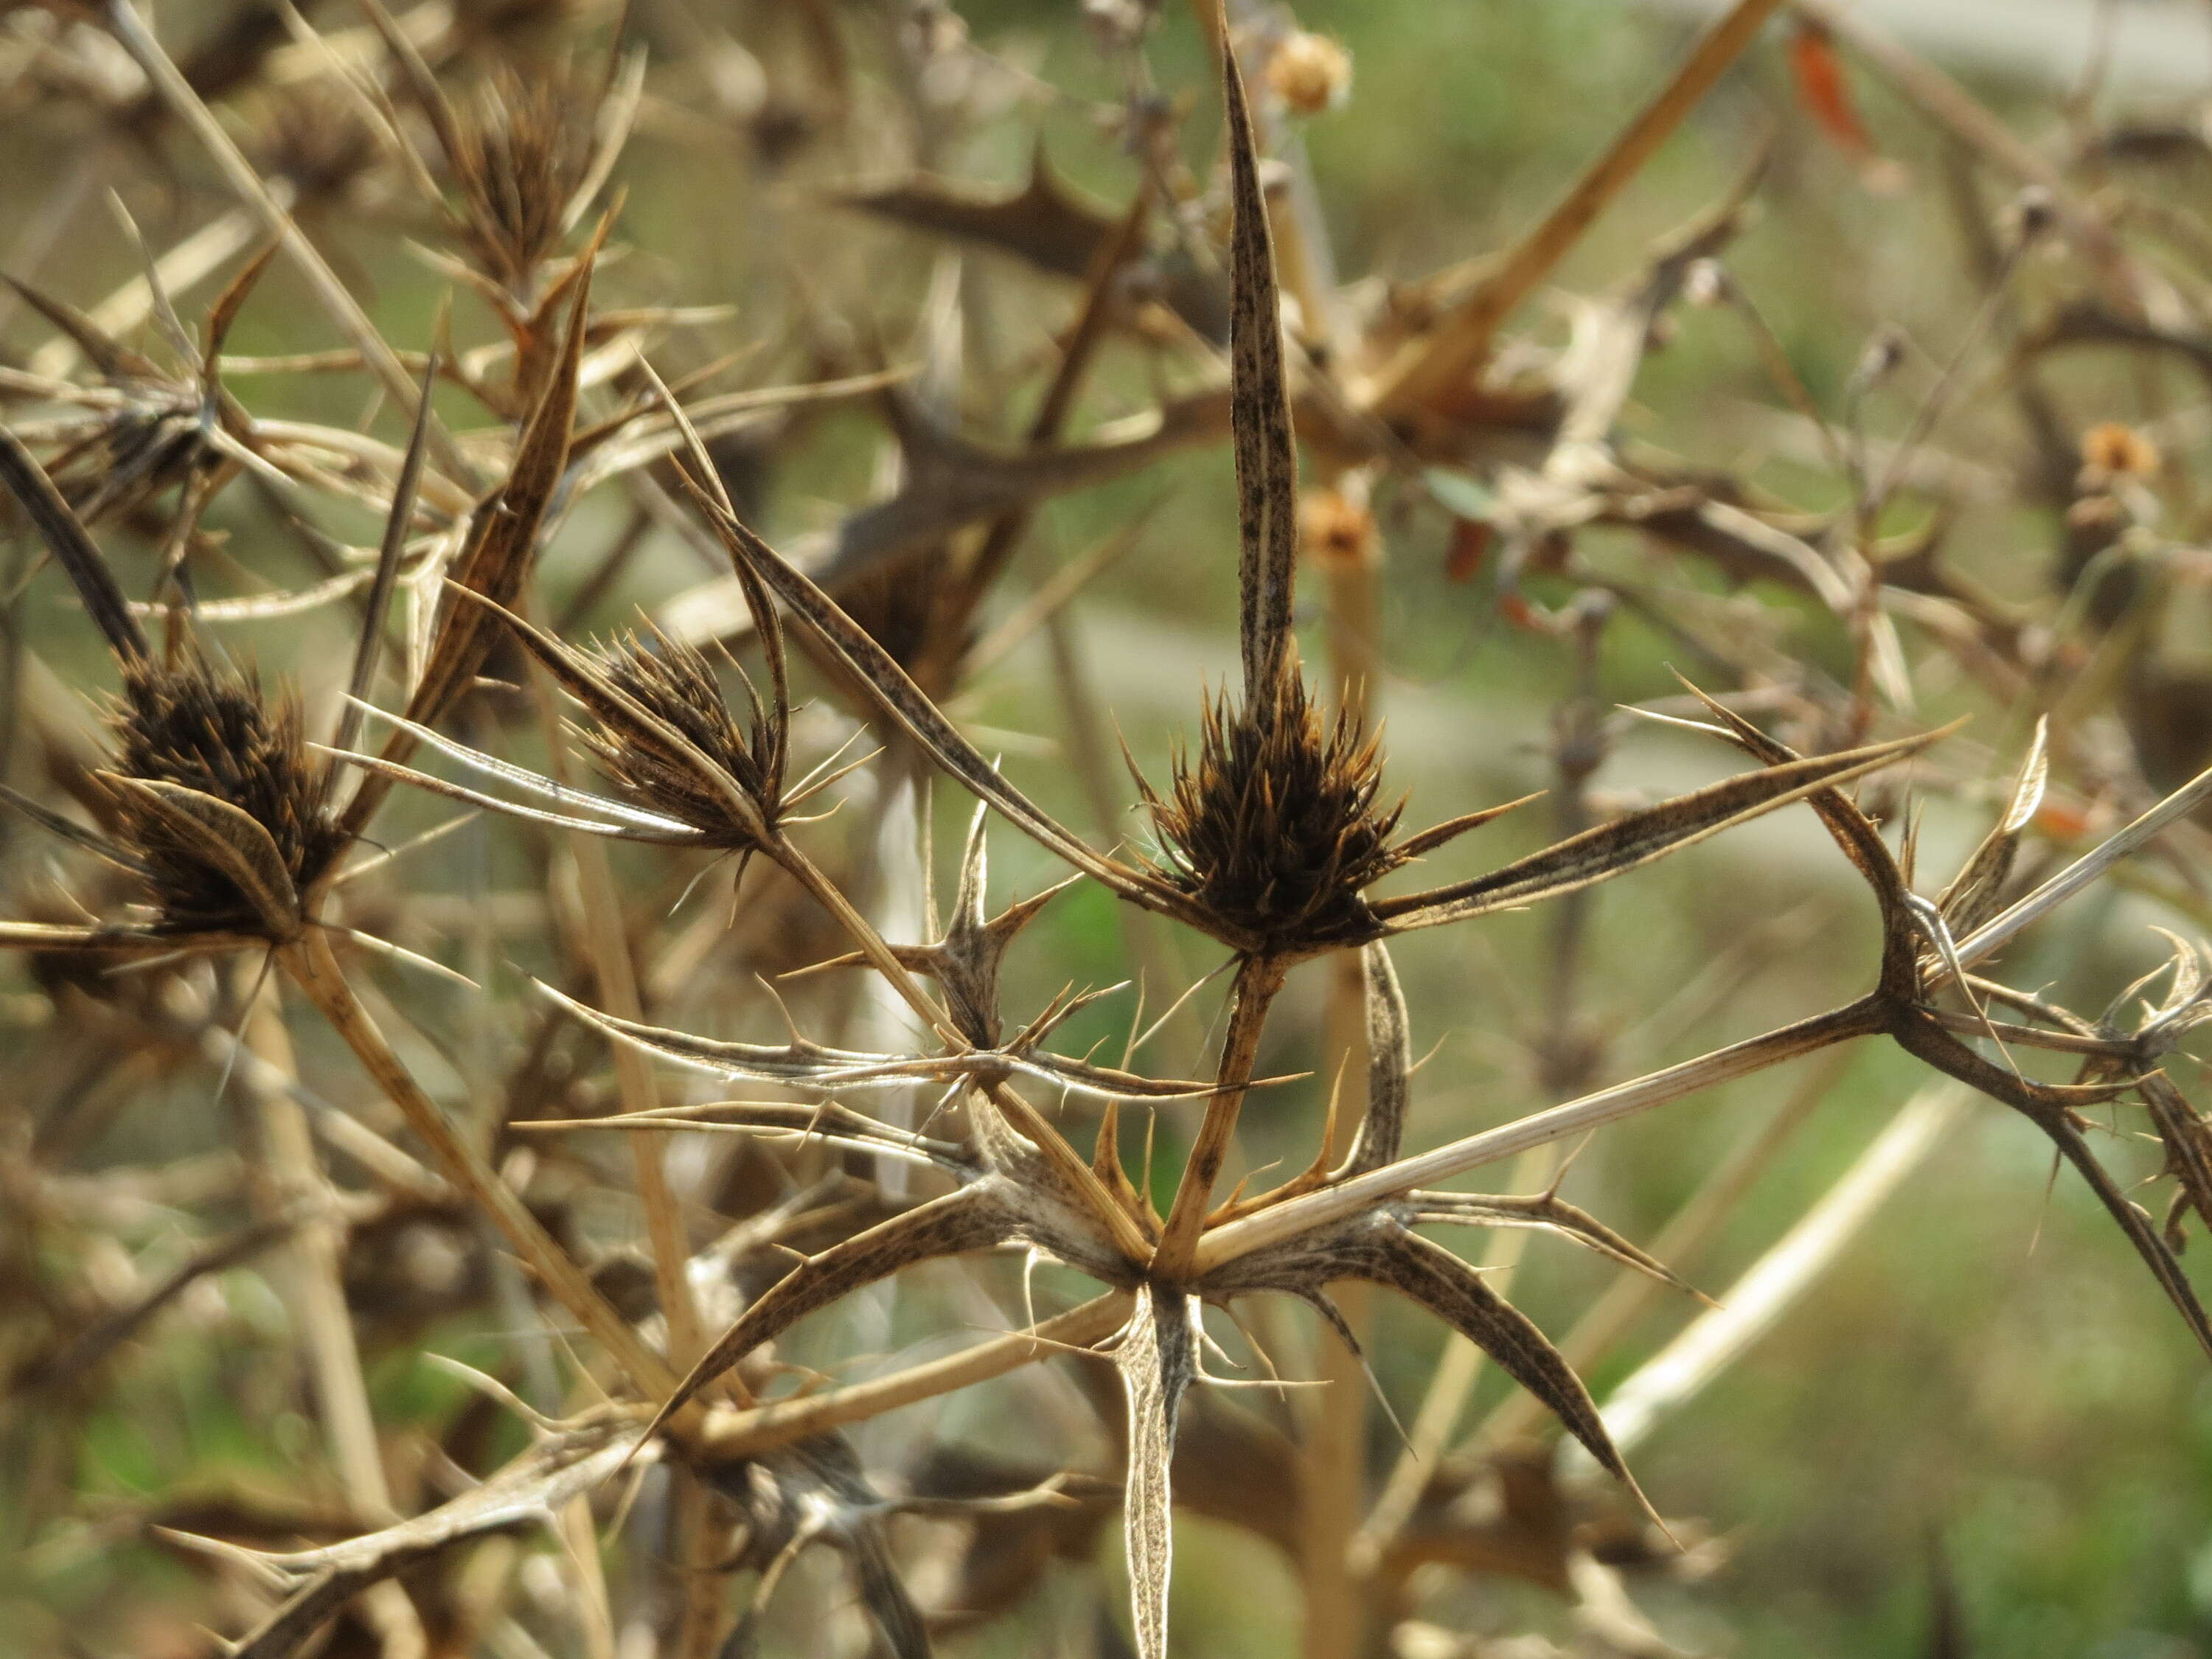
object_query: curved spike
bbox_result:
[631,1188,1020,1456]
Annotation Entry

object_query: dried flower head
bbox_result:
[0,277,223,529]
[99,652,344,936]
[1138,667,1404,952]
[569,625,785,845]
[447,67,596,293]
[248,83,381,206]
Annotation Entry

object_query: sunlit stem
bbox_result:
[1193,996,1885,1276]
[692,1292,1133,1458]
[1155,952,1287,1279]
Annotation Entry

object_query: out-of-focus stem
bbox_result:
[1364,0,1789,420]
[1587,1081,1967,1459]
[1352,1142,1557,1579]
[522,641,715,1382]
[1301,493,1382,1659]
[1353,616,1604,1585]
[282,928,678,1398]
[237,971,428,1659]
[672,1472,727,1659]
[1044,607,1193,1048]
[102,0,473,484]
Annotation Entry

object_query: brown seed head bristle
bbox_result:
[104,653,343,931]
[450,68,593,291]
[1141,666,1405,952]
[574,630,780,842]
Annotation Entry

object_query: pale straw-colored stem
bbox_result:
[1301,481,1382,1659]
[102,0,475,485]
[521,641,717,1384]
[1947,761,2212,974]
[1587,1081,1969,1462]
[1364,0,1787,419]
[1351,1143,1559,1577]
[30,202,272,382]
[1194,998,1882,1275]
[693,1292,1133,1458]
[237,972,429,1659]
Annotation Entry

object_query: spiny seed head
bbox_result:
[450,68,594,291]
[102,653,343,932]
[1141,667,1405,952]
[574,629,781,841]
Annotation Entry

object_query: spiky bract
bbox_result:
[1141,667,1405,953]
[573,628,782,843]
[103,653,343,931]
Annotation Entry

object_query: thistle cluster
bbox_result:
[6,4,2212,1658]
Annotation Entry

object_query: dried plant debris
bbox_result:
[11,0,2212,1655]
[97,650,344,938]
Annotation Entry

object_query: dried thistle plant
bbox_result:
[95,649,344,939]
[10,3,2212,1658]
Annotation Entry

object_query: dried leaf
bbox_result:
[2146,1073,2212,1251]
[696,494,1179,917]
[1935,718,2048,936]
[172,1413,644,1659]
[327,352,441,779]
[198,239,280,383]
[4,274,159,380]
[341,220,603,839]
[1201,1215,1644,1509]
[1408,1191,1703,1301]
[1338,942,1410,1177]
[1885,1010,2212,1360]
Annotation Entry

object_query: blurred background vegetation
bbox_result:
[8,1,2212,1655]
